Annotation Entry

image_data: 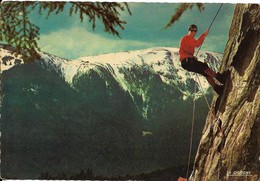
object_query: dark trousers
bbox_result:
[181,57,209,77]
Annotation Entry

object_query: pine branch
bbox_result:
[0,2,130,63]
[38,2,67,17]
[69,2,129,37]
[164,3,191,30]
[163,3,205,29]
[1,2,40,62]
[196,3,205,12]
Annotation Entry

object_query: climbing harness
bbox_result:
[183,3,224,181]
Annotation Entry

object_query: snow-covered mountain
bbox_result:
[2,46,222,91]
[1,46,222,121]
[1,46,222,178]
[1,45,23,71]
[39,47,221,96]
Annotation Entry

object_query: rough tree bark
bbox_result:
[191,4,259,181]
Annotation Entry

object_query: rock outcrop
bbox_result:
[192,4,259,181]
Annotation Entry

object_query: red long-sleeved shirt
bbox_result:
[179,34,206,61]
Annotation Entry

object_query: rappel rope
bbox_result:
[185,75,197,179]
[185,3,224,180]
[195,3,224,57]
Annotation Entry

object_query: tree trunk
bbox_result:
[191,4,260,181]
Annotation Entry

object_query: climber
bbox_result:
[179,24,226,95]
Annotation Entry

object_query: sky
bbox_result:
[28,2,236,59]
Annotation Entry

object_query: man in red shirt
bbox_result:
[179,24,225,95]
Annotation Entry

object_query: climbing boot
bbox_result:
[213,85,224,95]
[216,70,230,84]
